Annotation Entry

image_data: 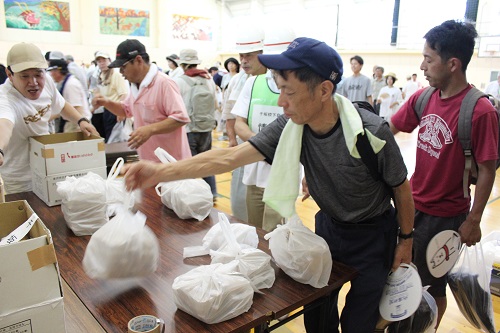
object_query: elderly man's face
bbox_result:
[239,51,265,75]
[275,71,325,126]
[8,68,46,100]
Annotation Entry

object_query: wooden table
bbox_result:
[6,190,357,333]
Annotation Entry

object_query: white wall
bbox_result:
[0,0,499,88]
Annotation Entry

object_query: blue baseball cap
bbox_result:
[257,37,343,85]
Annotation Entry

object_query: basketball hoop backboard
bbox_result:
[478,35,500,58]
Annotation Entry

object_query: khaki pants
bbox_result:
[246,185,283,232]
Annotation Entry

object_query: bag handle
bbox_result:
[108,157,125,181]
[218,212,241,253]
[154,147,177,164]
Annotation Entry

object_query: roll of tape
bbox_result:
[128,315,164,333]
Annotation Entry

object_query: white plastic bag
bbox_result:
[154,148,213,221]
[387,287,437,333]
[210,213,275,290]
[448,244,496,333]
[57,171,108,236]
[183,216,258,258]
[172,261,254,324]
[82,201,159,279]
[106,157,135,217]
[264,215,332,288]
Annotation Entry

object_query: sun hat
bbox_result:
[166,54,180,66]
[177,49,201,65]
[224,57,239,72]
[257,37,343,85]
[7,43,48,73]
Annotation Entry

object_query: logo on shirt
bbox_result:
[417,114,453,158]
[23,104,50,124]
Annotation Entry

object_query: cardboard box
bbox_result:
[0,298,65,333]
[32,167,107,207]
[30,132,105,177]
[491,263,500,297]
[0,200,65,332]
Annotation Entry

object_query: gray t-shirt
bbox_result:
[249,108,407,223]
[339,74,373,102]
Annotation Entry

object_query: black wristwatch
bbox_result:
[78,117,90,126]
[0,148,3,157]
[398,229,414,240]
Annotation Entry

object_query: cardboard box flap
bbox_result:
[27,243,57,271]
[0,201,49,242]
[31,132,100,145]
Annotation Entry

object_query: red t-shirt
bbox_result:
[392,85,498,217]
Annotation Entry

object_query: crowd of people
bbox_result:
[0,19,498,333]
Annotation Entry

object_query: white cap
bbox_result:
[234,27,264,53]
[94,51,110,60]
[48,50,64,60]
[7,43,47,72]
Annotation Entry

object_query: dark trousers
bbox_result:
[187,132,217,196]
[91,109,117,143]
[304,208,398,333]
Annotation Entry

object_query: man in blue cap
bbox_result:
[121,37,414,333]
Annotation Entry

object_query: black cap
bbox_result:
[108,39,147,68]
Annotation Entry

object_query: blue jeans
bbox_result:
[304,208,398,333]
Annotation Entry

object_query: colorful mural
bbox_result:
[172,14,212,41]
[99,6,149,37]
[4,0,70,31]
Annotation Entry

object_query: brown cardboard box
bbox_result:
[0,200,65,332]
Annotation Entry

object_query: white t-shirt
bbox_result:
[377,85,402,119]
[0,74,66,193]
[231,70,282,188]
[61,75,91,119]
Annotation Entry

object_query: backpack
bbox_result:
[180,75,216,132]
[414,86,500,198]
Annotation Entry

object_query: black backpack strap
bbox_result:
[414,86,436,120]
[353,103,394,199]
[458,87,487,198]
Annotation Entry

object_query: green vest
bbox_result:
[247,74,281,133]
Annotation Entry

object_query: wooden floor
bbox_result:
[211,129,500,333]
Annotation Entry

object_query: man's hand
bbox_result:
[122,161,165,191]
[80,121,99,137]
[92,95,107,109]
[458,217,482,247]
[301,177,310,201]
[391,239,413,272]
[128,126,152,150]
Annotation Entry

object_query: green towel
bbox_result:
[263,94,386,218]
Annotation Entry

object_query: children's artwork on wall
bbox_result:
[4,0,70,31]
[172,14,212,41]
[99,6,150,37]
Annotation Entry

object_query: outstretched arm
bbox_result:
[122,142,265,191]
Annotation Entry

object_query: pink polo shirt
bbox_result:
[122,71,192,162]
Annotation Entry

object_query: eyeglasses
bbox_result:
[120,59,134,71]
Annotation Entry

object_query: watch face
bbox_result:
[426,230,462,278]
